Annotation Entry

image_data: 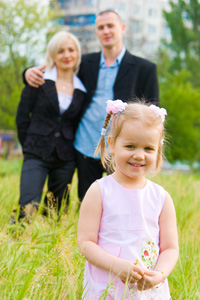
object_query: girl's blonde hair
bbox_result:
[95,100,166,175]
[45,31,81,74]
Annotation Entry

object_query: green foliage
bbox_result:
[0,65,24,129]
[0,0,49,63]
[162,0,200,86]
[159,69,200,162]
[154,172,200,300]
[158,1,200,163]
[0,0,50,130]
[0,160,200,299]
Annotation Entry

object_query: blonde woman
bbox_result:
[16,31,86,219]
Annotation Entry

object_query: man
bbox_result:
[24,9,159,201]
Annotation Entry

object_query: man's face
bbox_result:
[95,12,126,49]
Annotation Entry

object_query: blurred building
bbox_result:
[49,0,170,59]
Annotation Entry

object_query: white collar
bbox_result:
[44,66,87,92]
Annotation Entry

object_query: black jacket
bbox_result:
[16,80,86,161]
[78,50,159,115]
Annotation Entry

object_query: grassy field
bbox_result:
[0,158,199,299]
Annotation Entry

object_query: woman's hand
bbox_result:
[137,269,165,291]
[113,258,144,284]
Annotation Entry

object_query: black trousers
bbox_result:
[19,153,75,211]
[75,150,105,201]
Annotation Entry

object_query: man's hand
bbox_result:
[25,65,46,88]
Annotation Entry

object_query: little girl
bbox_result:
[77,100,179,300]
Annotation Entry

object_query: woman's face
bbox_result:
[54,38,79,72]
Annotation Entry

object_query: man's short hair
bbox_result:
[95,9,123,23]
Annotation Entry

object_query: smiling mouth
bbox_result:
[104,36,111,41]
[128,163,144,167]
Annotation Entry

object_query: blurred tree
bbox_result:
[0,0,50,130]
[162,0,200,87]
[159,70,200,163]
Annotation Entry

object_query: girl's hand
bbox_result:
[113,258,144,284]
[137,269,165,291]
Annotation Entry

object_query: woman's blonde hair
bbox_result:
[95,100,166,175]
[45,31,81,74]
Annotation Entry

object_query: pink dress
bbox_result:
[82,175,171,300]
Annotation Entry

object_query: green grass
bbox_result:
[0,159,199,299]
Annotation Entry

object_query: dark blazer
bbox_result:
[78,50,159,115]
[16,80,86,161]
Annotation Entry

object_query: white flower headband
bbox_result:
[149,104,167,146]
[106,99,127,114]
[101,99,127,136]
[149,104,167,122]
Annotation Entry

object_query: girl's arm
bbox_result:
[77,181,144,283]
[137,191,179,290]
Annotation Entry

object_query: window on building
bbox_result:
[163,26,171,39]
[79,0,96,5]
[132,21,142,32]
[53,0,69,9]
[119,3,126,13]
[133,5,140,15]
[182,11,190,20]
[148,25,157,34]
[148,8,157,18]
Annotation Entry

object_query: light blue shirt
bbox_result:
[74,47,126,158]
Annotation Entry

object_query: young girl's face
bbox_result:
[109,119,160,183]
